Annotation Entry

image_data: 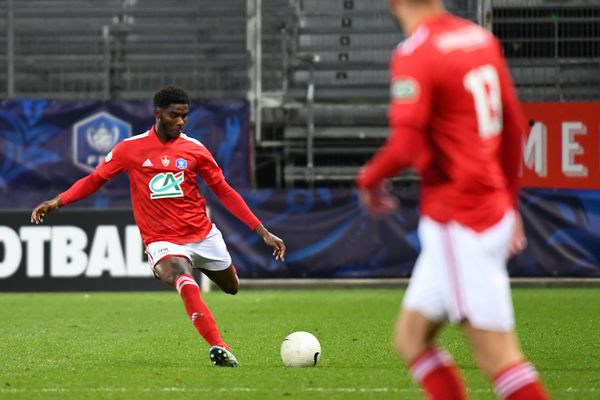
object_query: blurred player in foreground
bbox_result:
[357,0,549,399]
[31,86,286,367]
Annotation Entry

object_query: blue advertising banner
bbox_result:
[207,188,600,278]
[513,189,600,277]
[0,98,250,209]
[0,188,598,290]
[206,187,423,279]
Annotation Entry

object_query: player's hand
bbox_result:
[31,197,61,224]
[255,224,286,261]
[358,180,398,217]
[510,211,527,256]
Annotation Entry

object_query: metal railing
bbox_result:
[492,0,600,101]
[2,0,249,100]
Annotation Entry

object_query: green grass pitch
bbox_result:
[0,288,598,399]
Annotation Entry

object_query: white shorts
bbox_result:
[146,224,232,272]
[402,211,515,332]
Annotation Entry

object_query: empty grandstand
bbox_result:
[0,0,598,187]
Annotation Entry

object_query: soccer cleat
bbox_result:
[209,345,239,367]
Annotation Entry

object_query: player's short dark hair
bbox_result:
[153,86,190,108]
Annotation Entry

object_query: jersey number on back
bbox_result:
[463,65,502,138]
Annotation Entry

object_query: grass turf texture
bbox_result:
[0,289,598,399]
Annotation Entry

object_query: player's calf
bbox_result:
[201,266,239,295]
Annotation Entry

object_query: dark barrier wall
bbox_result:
[0,98,250,209]
[0,210,165,291]
[1,188,598,291]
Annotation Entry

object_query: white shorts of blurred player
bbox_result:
[403,210,515,332]
[146,224,232,272]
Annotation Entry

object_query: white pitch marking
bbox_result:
[0,387,256,393]
[0,386,596,394]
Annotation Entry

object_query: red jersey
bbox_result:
[357,14,527,231]
[60,126,260,245]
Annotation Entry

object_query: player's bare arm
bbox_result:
[255,223,286,261]
[31,196,62,224]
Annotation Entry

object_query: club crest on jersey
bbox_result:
[176,158,187,170]
[149,171,184,199]
[161,155,170,167]
[391,77,420,102]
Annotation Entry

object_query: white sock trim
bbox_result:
[175,275,199,294]
[411,348,453,382]
[494,362,539,398]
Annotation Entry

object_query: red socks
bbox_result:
[494,362,549,400]
[175,274,227,349]
[410,349,548,400]
[410,347,467,400]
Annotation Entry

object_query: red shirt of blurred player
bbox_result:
[356,3,548,399]
[357,13,527,232]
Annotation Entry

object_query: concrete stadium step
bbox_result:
[285,86,388,102]
[292,70,388,86]
[282,103,388,126]
[284,126,388,140]
[297,0,389,13]
[298,13,400,33]
[292,49,391,68]
[298,32,401,50]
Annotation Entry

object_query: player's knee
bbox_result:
[154,266,176,286]
[472,348,497,376]
[393,325,420,361]
[393,315,434,361]
[223,281,239,295]
[222,266,239,295]
[467,329,524,377]
[393,336,419,361]
[155,257,191,287]
[472,345,521,377]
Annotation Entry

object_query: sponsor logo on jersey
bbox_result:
[176,158,187,170]
[142,159,153,167]
[72,111,131,172]
[391,77,420,102]
[161,155,170,167]
[149,171,184,199]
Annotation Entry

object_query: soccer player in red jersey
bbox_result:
[357,1,549,399]
[31,86,286,367]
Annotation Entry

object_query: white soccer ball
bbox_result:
[280,331,321,367]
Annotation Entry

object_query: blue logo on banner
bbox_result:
[73,112,131,172]
[176,158,187,170]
